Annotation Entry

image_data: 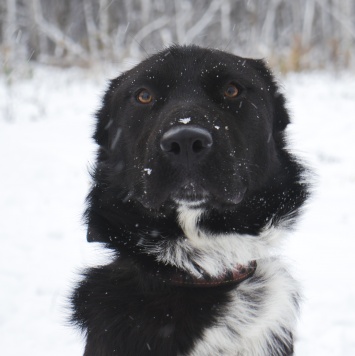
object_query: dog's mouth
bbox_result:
[169,186,247,214]
[137,174,248,210]
[136,158,249,209]
[171,185,246,207]
[171,181,209,204]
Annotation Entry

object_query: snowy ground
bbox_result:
[0,64,354,355]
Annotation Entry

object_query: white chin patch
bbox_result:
[173,199,207,208]
[138,204,287,278]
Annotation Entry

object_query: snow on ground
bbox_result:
[0,65,354,355]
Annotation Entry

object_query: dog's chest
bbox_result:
[186,259,299,356]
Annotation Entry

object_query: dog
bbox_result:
[71,45,309,355]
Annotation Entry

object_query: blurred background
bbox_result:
[1,1,355,356]
[1,0,354,71]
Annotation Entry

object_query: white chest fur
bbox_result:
[138,206,300,355]
[189,258,299,356]
[140,206,287,278]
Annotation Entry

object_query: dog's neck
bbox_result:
[135,205,285,282]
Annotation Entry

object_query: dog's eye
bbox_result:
[137,89,153,104]
[224,84,239,98]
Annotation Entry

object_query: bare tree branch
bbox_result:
[83,0,99,59]
[185,0,222,43]
[3,0,17,63]
[35,12,88,61]
[130,15,170,57]
[314,0,355,39]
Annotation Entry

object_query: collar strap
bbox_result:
[157,260,257,288]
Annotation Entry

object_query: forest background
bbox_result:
[1,0,354,72]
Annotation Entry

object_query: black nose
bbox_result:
[160,126,213,167]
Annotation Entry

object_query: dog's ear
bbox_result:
[271,84,291,132]
[85,201,105,242]
[87,225,99,242]
[250,59,291,132]
[86,225,108,243]
[85,206,113,243]
[84,184,112,243]
[94,76,122,147]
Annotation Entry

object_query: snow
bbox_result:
[1,66,355,355]
[179,117,192,124]
[283,72,355,355]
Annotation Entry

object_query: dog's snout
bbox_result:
[160,126,213,166]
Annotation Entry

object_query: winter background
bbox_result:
[1,1,355,355]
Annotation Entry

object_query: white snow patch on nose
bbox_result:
[178,117,191,124]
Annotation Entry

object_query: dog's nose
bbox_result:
[160,126,213,166]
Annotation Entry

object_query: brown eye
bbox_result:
[224,84,239,98]
[137,89,153,104]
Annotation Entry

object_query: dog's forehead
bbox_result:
[128,47,253,84]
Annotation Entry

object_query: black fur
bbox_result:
[71,45,308,355]
[72,258,234,356]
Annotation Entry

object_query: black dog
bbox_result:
[71,45,309,355]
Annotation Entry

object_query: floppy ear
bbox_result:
[93,76,122,147]
[85,200,116,243]
[250,59,291,132]
[87,76,124,243]
[87,225,104,242]
[272,87,291,132]
[84,194,108,242]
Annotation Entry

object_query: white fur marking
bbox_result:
[137,206,299,355]
[190,258,300,356]
[138,206,287,278]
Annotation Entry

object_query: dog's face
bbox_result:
[94,46,290,213]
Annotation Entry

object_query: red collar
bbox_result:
[157,260,257,288]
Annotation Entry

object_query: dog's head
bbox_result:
[94,46,290,207]
[87,45,307,246]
